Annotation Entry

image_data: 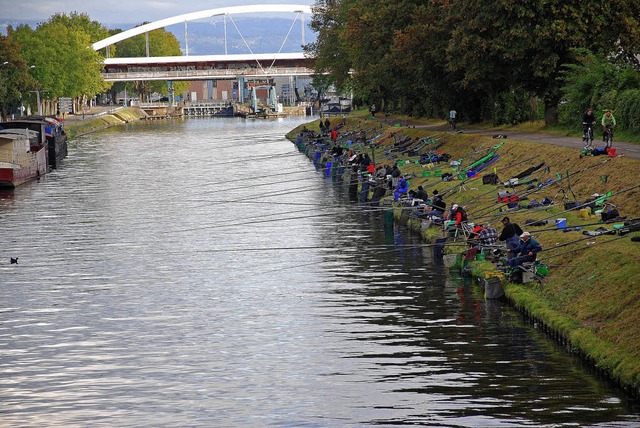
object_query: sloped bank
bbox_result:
[287,117,640,399]
[63,107,148,140]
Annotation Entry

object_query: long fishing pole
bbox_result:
[515,183,640,227]
[471,158,612,221]
[207,150,302,167]
[201,169,315,189]
[541,234,631,261]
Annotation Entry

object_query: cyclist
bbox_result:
[601,110,616,148]
[582,108,596,149]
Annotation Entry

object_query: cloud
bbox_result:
[0,0,313,26]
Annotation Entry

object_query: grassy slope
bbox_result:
[288,115,640,396]
[64,108,147,139]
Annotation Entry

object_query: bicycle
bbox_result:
[582,122,594,149]
[603,126,613,148]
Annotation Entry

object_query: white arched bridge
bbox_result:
[92,4,315,82]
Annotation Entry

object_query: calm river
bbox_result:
[1,117,638,427]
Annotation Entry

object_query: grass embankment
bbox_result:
[64,107,147,139]
[287,116,640,397]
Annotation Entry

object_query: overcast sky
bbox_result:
[0,0,314,27]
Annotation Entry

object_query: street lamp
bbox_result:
[27,65,42,116]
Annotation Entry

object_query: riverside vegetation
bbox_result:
[287,115,640,398]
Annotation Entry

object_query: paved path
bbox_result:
[411,123,640,159]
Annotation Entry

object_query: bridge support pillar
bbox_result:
[168,81,174,106]
[238,77,245,103]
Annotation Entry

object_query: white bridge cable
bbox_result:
[227,15,267,75]
[267,12,303,73]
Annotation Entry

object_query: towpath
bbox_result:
[407,122,640,159]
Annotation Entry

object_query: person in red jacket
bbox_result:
[451,204,467,226]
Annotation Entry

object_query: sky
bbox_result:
[0,0,314,27]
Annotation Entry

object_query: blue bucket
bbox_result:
[325,161,333,177]
[556,218,567,229]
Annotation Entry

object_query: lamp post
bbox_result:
[27,65,42,116]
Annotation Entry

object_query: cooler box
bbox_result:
[556,218,567,229]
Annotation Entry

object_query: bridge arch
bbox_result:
[92,4,313,51]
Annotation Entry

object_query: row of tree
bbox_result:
[306,0,640,127]
[0,12,187,120]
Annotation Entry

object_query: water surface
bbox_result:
[1,117,638,427]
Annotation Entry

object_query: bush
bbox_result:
[615,89,640,133]
[492,89,531,126]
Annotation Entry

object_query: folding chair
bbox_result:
[449,221,475,241]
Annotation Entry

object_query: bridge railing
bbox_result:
[102,67,314,81]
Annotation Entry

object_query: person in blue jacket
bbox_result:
[394,176,409,201]
[507,231,542,269]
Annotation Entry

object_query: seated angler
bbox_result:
[393,176,409,201]
[450,204,468,227]
[507,232,542,269]
[427,193,446,218]
[476,223,499,247]
[416,185,429,201]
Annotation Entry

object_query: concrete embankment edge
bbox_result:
[63,108,148,140]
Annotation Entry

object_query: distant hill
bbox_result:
[2,17,316,56]
[165,17,316,55]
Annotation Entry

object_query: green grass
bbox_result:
[288,115,640,397]
[65,108,146,139]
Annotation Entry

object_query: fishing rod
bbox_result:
[413,147,536,197]
[514,183,640,227]
[543,235,628,259]
[214,173,327,194]
[212,139,291,151]
[207,150,302,167]
[201,169,315,189]
[471,158,612,221]
[193,242,467,254]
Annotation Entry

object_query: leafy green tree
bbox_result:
[0,32,35,120]
[13,13,111,115]
[559,51,640,131]
[113,25,189,101]
[309,0,640,125]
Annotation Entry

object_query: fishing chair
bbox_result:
[507,260,548,288]
[448,221,475,241]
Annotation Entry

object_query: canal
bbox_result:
[1,117,638,427]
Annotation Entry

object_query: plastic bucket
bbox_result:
[536,264,549,277]
[556,218,567,229]
[422,171,431,177]
[475,252,486,261]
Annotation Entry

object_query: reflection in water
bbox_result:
[0,117,638,427]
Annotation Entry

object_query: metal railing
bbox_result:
[102,67,314,82]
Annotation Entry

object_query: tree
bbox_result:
[0,32,35,120]
[308,0,640,125]
[113,25,189,101]
[443,0,640,124]
[12,13,111,115]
